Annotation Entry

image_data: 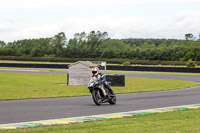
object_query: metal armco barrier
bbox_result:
[0,63,200,73]
[105,75,125,87]
[106,65,200,73]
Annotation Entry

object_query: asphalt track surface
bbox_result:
[0,69,200,124]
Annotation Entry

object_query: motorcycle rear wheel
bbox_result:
[108,95,117,105]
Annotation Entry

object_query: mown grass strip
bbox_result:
[1,67,200,76]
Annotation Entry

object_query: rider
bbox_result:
[88,67,114,95]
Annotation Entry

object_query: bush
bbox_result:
[123,61,131,66]
[186,59,196,67]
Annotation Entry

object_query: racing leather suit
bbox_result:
[88,73,114,95]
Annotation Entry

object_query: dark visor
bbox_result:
[92,71,97,74]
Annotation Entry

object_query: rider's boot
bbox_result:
[104,83,114,96]
[108,88,114,96]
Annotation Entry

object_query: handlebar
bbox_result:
[90,80,102,88]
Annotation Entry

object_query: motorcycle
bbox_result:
[88,77,117,106]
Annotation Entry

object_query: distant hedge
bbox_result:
[0,56,200,66]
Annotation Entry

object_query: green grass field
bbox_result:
[1,108,200,133]
[0,72,199,100]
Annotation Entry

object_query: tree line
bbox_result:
[0,31,200,61]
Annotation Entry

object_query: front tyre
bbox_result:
[92,90,102,106]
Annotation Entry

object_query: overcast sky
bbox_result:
[0,0,200,42]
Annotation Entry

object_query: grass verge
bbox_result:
[0,72,199,100]
[1,108,200,133]
[1,67,200,76]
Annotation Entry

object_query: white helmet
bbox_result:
[92,67,99,76]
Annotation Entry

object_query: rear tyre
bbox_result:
[108,95,117,105]
[92,90,102,106]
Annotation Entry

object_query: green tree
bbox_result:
[0,41,6,48]
[66,31,108,58]
[49,32,67,57]
[87,31,108,48]
[185,33,195,40]
[101,48,118,58]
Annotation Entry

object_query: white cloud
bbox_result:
[155,10,200,38]
[0,0,200,9]
[59,10,200,40]
[1,9,200,42]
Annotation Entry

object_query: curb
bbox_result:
[1,104,200,130]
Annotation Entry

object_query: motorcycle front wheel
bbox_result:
[92,90,102,106]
